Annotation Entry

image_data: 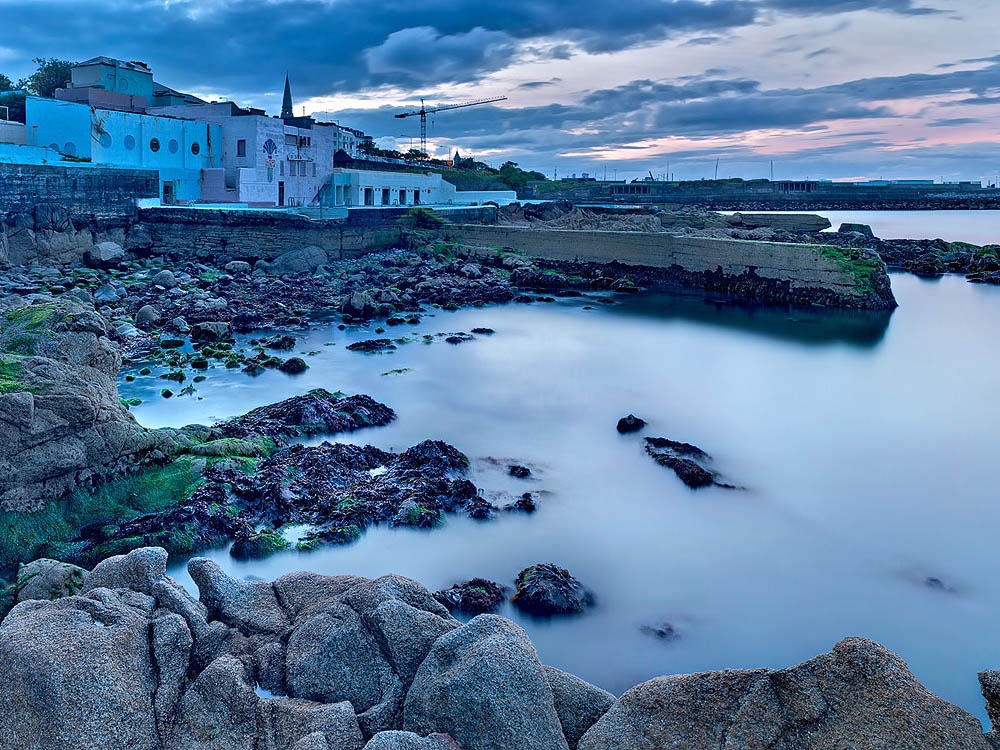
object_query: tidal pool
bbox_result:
[122,273,1000,722]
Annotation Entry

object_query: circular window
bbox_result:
[149,138,160,153]
[99,132,112,148]
[191,142,200,155]
[63,141,77,156]
[48,142,58,152]
[124,135,136,150]
[168,139,179,154]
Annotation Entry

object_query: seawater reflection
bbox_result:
[118,274,1000,723]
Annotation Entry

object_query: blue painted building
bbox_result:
[24,97,221,201]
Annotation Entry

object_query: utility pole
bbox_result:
[714,159,720,180]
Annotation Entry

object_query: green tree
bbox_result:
[0,91,25,122]
[22,58,73,97]
[0,73,12,92]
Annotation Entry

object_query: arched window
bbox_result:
[149,138,160,153]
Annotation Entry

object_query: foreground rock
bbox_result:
[0,548,994,749]
[615,414,645,434]
[578,637,989,749]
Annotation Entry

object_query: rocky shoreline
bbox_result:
[0,547,997,749]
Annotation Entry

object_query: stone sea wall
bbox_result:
[0,163,158,217]
[441,224,896,309]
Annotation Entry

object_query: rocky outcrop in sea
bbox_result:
[0,547,996,749]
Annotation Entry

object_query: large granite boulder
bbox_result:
[286,575,458,736]
[188,557,290,636]
[14,557,87,602]
[264,245,329,276]
[403,614,570,750]
[85,240,126,268]
[0,588,162,750]
[544,666,615,749]
[578,637,989,749]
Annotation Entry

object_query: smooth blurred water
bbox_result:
[123,275,1000,723]
[727,209,1000,245]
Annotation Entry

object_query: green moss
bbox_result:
[5,305,57,332]
[0,357,32,395]
[818,245,885,297]
[295,539,318,552]
[380,368,413,376]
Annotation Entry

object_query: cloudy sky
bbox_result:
[2,0,999,181]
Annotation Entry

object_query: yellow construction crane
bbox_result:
[395,96,507,155]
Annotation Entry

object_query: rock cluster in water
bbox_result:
[0,547,997,750]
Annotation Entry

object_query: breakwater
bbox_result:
[441,224,895,309]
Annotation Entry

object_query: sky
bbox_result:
[1,0,999,182]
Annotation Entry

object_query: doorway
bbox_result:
[278,181,285,206]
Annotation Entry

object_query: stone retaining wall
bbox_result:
[0,164,158,217]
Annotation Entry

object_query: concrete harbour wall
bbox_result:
[441,224,891,308]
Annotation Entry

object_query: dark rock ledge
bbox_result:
[0,547,995,750]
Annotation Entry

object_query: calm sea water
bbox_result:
[731,209,1000,246]
[123,274,1000,724]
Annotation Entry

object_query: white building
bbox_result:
[324,169,517,208]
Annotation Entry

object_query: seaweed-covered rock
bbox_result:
[433,579,506,615]
[217,389,395,440]
[512,564,593,616]
[644,436,719,488]
[347,339,397,353]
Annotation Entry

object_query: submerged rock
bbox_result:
[347,338,397,353]
[508,464,531,478]
[644,436,724,488]
[512,564,593,616]
[615,414,646,434]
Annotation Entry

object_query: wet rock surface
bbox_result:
[615,414,646,434]
[216,389,395,440]
[644,436,732,489]
[512,563,593,616]
[433,579,507,615]
[0,549,994,750]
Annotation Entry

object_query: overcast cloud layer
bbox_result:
[2,0,998,181]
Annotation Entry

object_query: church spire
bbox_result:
[281,74,294,119]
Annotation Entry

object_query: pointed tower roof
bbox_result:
[281,74,294,119]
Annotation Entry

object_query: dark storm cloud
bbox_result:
[518,80,562,90]
[0,0,759,95]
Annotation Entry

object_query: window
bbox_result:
[168,139,179,154]
[149,138,160,153]
[98,133,112,148]
[298,161,306,177]
[124,135,136,150]
[382,188,390,206]
[63,141,77,156]
[236,139,246,157]
[399,189,406,205]
[191,142,200,155]
[413,190,420,205]
[280,160,285,176]
[312,163,316,177]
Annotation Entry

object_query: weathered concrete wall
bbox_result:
[441,224,894,309]
[0,164,158,217]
